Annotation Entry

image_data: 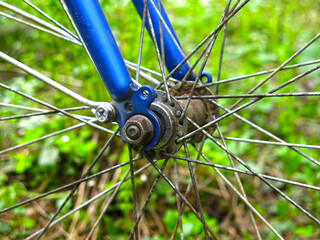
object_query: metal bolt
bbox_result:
[126,124,141,140]
[142,89,149,98]
[94,104,115,123]
[96,109,106,121]
[175,109,182,117]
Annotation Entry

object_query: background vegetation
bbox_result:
[1,0,320,239]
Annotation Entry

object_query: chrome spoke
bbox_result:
[213,136,320,150]
[215,121,261,239]
[0,83,113,134]
[178,64,320,143]
[1,121,90,155]
[175,92,320,99]
[135,0,148,84]
[164,153,320,192]
[184,142,209,239]
[188,119,320,225]
[157,0,166,86]
[148,0,187,59]
[34,129,119,240]
[0,156,142,214]
[144,154,219,240]
[0,106,90,121]
[0,103,47,112]
[0,51,100,108]
[0,1,80,43]
[25,183,120,240]
[128,158,169,240]
[22,0,78,40]
[215,11,228,96]
[210,100,320,166]
[180,36,218,116]
[127,64,160,85]
[125,60,178,83]
[25,158,154,240]
[172,157,184,240]
[0,11,80,45]
[155,27,219,92]
[129,146,139,240]
[171,137,206,240]
[165,0,251,81]
[146,10,171,103]
[203,59,320,86]
[190,146,283,240]
[180,0,232,121]
[1,103,95,121]
[229,33,320,110]
[85,168,131,240]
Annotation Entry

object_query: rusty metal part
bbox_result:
[170,81,220,143]
[122,115,154,146]
[130,90,188,158]
[121,79,218,154]
[178,95,207,130]
[150,91,187,156]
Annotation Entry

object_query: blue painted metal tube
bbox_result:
[64,0,131,101]
[131,0,193,81]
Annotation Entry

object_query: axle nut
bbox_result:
[122,115,154,146]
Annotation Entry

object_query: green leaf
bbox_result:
[294,225,314,236]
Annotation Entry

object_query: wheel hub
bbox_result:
[120,81,219,157]
[170,81,220,143]
[124,90,188,158]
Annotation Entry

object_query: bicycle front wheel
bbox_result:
[1,0,320,239]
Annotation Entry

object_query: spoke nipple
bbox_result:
[175,109,182,117]
[161,94,167,102]
[199,88,206,95]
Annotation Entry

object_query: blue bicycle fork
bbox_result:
[63,0,194,148]
[64,0,192,101]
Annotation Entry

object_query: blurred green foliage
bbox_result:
[0,0,320,239]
